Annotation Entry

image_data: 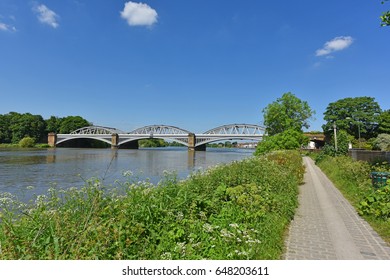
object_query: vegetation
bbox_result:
[381,0,390,26]
[373,134,390,151]
[379,110,390,134]
[322,97,382,140]
[0,151,303,260]
[262,92,315,136]
[315,155,390,243]
[0,112,91,145]
[256,92,312,155]
[18,137,36,148]
[255,129,308,155]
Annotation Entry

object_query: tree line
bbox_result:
[0,112,90,144]
[255,93,390,155]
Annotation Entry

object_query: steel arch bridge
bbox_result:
[51,124,265,150]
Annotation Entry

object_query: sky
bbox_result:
[0,0,389,133]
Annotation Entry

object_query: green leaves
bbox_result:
[322,96,382,140]
[262,92,315,136]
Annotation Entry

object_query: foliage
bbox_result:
[262,92,315,136]
[18,137,36,148]
[358,186,390,220]
[0,112,91,144]
[379,110,390,134]
[373,134,390,151]
[381,0,390,26]
[255,129,309,155]
[322,97,382,140]
[0,151,303,260]
[318,130,353,159]
[58,116,91,134]
[139,139,168,148]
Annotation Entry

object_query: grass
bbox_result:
[0,150,303,260]
[315,155,390,244]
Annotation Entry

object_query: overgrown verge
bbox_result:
[0,151,303,260]
[315,155,390,244]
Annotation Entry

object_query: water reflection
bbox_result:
[0,147,254,198]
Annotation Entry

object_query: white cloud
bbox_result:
[33,4,59,28]
[0,22,16,32]
[316,36,354,57]
[120,1,158,27]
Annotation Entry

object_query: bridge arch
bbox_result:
[129,125,192,135]
[203,124,266,135]
[70,126,125,135]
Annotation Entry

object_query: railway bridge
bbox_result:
[48,124,265,151]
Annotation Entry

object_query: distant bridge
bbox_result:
[49,124,266,151]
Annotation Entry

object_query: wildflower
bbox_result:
[122,170,133,177]
[161,252,172,260]
[202,223,213,233]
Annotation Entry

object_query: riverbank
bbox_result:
[0,150,304,260]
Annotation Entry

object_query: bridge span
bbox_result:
[48,124,265,151]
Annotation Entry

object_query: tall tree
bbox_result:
[322,97,382,140]
[262,92,315,135]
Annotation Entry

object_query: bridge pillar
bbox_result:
[48,133,57,147]
[188,133,206,151]
[111,133,119,149]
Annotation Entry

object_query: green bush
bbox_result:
[18,137,36,148]
[358,186,390,220]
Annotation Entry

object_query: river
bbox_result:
[0,147,254,200]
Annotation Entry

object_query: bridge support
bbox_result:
[48,133,57,147]
[111,133,119,149]
[188,133,206,151]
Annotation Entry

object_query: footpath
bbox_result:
[284,157,390,260]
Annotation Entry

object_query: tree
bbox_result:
[59,116,91,134]
[378,110,390,134]
[322,97,382,140]
[381,0,390,26]
[46,116,62,134]
[9,113,46,143]
[262,92,315,135]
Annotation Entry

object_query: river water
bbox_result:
[0,147,254,199]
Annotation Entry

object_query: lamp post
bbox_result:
[333,123,338,152]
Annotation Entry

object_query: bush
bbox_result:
[373,134,390,151]
[358,186,390,221]
[18,137,36,148]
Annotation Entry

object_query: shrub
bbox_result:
[19,137,36,148]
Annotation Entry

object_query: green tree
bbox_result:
[59,116,90,134]
[0,113,12,143]
[378,110,390,134]
[322,97,382,140]
[46,116,62,134]
[262,92,315,135]
[9,113,46,143]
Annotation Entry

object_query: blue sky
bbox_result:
[0,0,389,133]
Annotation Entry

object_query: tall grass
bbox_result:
[0,151,303,260]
